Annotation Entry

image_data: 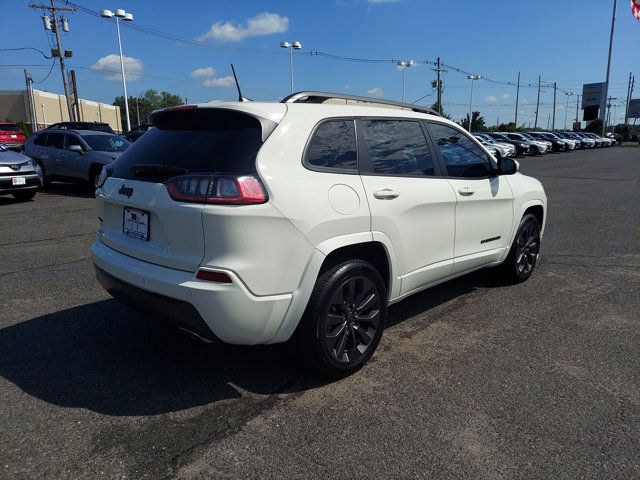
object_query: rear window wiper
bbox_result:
[129,164,188,177]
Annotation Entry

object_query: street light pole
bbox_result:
[564,91,574,130]
[396,60,415,103]
[101,8,133,132]
[467,74,481,131]
[280,41,302,93]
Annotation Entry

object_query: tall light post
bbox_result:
[467,74,481,131]
[101,8,133,132]
[280,40,301,94]
[564,91,574,130]
[396,60,415,103]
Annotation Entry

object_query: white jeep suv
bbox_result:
[92,92,546,377]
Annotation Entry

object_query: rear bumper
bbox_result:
[92,239,293,345]
[95,265,220,342]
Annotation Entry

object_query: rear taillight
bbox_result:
[166,175,267,205]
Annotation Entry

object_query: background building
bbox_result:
[0,89,122,133]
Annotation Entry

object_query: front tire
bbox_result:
[499,214,541,283]
[291,260,387,378]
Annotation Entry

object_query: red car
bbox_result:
[0,122,27,151]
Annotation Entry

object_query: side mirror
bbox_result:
[68,144,84,154]
[498,157,518,175]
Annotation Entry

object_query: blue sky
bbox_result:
[1,0,638,126]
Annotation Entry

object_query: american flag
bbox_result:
[632,0,640,22]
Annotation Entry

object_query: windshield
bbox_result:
[83,135,130,152]
[545,133,560,139]
[521,133,534,140]
[0,124,20,131]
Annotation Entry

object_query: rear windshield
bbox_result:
[0,124,20,131]
[111,108,270,181]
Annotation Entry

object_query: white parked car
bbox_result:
[92,92,547,377]
[473,133,516,157]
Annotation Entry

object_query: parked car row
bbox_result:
[472,130,616,158]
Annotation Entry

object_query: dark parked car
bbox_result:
[487,132,531,156]
[47,121,115,134]
[23,129,129,189]
[0,144,42,201]
[124,123,152,143]
[528,132,566,152]
[0,122,27,151]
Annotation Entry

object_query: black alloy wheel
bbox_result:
[499,214,541,283]
[292,260,387,377]
[323,275,381,365]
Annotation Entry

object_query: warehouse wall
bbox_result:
[0,89,122,133]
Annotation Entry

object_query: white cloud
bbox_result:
[203,76,235,87]
[91,54,143,82]
[198,12,288,42]
[485,95,498,102]
[344,84,351,90]
[367,87,383,97]
[191,66,216,78]
[502,93,510,99]
[368,0,401,3]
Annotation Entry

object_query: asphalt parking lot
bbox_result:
[1,147,639,479]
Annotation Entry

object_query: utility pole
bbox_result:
[70,69,81,121]
[432,57,446,115]
[546,113,551,131]
[602,0,617,136]
[23,69,37,133]
[534,75,541,129]
[30,0,76,121]
[552,82,557,130]
[514,71,520,127]
[624,73,634,125]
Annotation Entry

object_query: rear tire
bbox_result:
[12,191,36,202]
[498,214,541,284]
[291,260,387,378]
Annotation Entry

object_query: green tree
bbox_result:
[584,118,603,134]
[430,101,452,120]
[459,111,486,131]
[113,89,184,131]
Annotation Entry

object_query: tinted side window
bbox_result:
[305,120,357,171]
[33,133,48,146]
[361,120,435,176]
[429,123,494,178]
[65,134,83,149]
[46,133,64,149]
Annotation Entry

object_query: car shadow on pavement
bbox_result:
[0,270,508,417]
[41,182,94,198]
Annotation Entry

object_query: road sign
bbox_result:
[582,82,605,108]
[628,99,640,119]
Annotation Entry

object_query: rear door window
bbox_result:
[305,120,357,172]
[33,133,48,146]
[111,108,274,182]
[46,133,64,150]
[360,119,435,176]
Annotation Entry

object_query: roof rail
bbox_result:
[281,91,440,116]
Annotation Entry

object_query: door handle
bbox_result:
[373,189,400,200]
[458,187,475,196]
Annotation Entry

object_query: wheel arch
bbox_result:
[269,234,398,344]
